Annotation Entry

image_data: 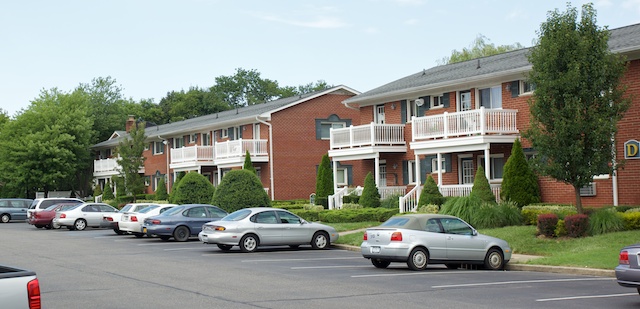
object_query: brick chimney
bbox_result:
[125,115,135,132]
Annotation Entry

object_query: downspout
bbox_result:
[612,141,619,206]
[256,116,275,201]
[158,135,170,194]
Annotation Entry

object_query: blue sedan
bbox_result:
[143,204,227,242]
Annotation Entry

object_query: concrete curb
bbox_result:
[333,244,615,277]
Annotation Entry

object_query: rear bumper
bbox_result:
[616,266,640,288]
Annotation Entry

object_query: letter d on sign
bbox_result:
[624,140,640,159]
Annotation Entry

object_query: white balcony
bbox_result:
[170,145,214,164]
[330,123,406,149]
[215,139,268,159]
[93,158,119,176]
[412,107,518,141]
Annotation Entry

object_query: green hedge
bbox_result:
[621,212,640,230]
[291,208,397,223]
[521,205,578,225]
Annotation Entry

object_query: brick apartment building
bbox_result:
[92,85,361,201]
[328,23,640,211]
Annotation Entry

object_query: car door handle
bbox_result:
[446,236,453,240]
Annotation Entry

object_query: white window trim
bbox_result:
[335,167,348,186]
[406,100,418,122]
[520,80,535,96]
[189,133,197,144]
[202,132,211,146]
[153,141,164,155]
[221,129,228,138]
[407,160,417,184]
[320,121,346,140]
[431,95,444,109]
[174,137,185,149]
[477,154,505,181]
[431,157,446,174]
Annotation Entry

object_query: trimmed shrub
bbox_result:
[417,204,439,214]
[291,210,320,222]
[103,182,115,200]
[343,195,360,204]
[418,175,445,206]
[473,200,523,229]
[469,165,496,204]
[564,214,589,238]
[537,213,558,237]
[170,172,216,205]
[359,172,381,208]
[93,185,102,197]
[303,204,325,211]
[621,212,640,230]
[341,203,363,210]
[155,177,168,200]
[315,154,333,203]
[211,169,271,213]
[380,194,401,209]
[243,150,256,174]
[500,138,540,207]
[588,208,624,235]
[555,219,567,237]
[315,197,328,209]
[439,196,482,226]
[318,208,398,223]
[521,205,578,225]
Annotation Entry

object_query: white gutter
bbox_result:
[256,116,275,201]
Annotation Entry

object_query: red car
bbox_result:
[27,203,81,229]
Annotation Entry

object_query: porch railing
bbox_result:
[215,139,268,159]
[170,145,214,163]
[412,107,518,140]
[399,185,421,213]
[330,123,405,149]
[328,186,349,210]
[94,158,119,173]
[378,186,407,200]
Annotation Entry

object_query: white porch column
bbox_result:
[484,147,491,180]
[414,153,421,186]
[332,159,339,194]
[217,167,222,185]
[437,153,443,185]
[374,156,380,187]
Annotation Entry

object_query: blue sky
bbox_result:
[1,0,639,116]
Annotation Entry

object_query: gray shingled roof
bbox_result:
[345,23,640,105]
[93,85,357,149]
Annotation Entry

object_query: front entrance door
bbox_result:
[375,105,385,124]
[461,158,474,184]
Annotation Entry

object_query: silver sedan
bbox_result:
[198,207,339,252]
[616,243,640,295]
[53,203,118,231]
[361,214,512,271]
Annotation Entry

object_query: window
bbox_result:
[254,211,278,224]
[153,141,164,155]
[189,133,197,144]
[580,183,597,197]
[479,86,502,109]
[520,80,536,94]
[478,155,505,180]
[174,137,185,148]
[144,144,150,151]
[459,91,472,111]
[221,129,228,138]
[202,133,211,146]
[406,100,418,121]
[153,175,164,191]
[144,176,150,186]
[440,218,473,235]
[253,123,260,139]
[335,168,348,186]
[375,105,385,124]
[276,211,301,224]
[407,160,417,184]
[431,157,446,173]
[431,95,443,109]
[320,122,346,139]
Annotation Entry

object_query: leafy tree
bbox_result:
[469,165,496,204]
[315,154,334,205]
[524,3,630,214]
[116,122,147,201]
[93,184,103,198]
[438,34,523,65]
[114,176,125,197]
[211,169,270,213]
[102,181,115,200]
[210,68,283,108]
[168,171,186,203]
[359,172,381,208]
[76,76,131,144]
[418,174,445,206]
[501,139,540,207]
[155,177,168,200]
[243,150,256,174]
[157,87,230,123]
[0,108,9,127]
[0,88,92,198]
[170,172,216,204]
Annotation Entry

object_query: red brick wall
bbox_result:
[143,144,169,194]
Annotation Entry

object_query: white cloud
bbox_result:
[256,14,348,29]
[392,0,426,5]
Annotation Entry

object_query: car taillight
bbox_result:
[363,232,368,241]
[214,226,226,231]
[105,217,113,222]
[60,214,66,219]
[27,278,41,309]
[620,250,630,265]
[390,232,403,241]
[131,216,137,222]
[151,220,161,225]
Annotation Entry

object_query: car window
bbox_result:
[254,211,278,224]
[185,207,207,218]
[380,217,411,227]
[425,218,442,233]
[206,207,227,218]
[276,211,301,224]
[440,218,473,235]
[161,206,185,216]
[120,205,133,212]
[138,206,159,214]
[0,200,9,207]
[158,206,173,214]
[100,205,116,212]
[221,209,251,221]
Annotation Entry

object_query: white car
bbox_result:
[53,203,118,231]
[26,198,83,220]
[119,204,176,237]
[104,203,160,235]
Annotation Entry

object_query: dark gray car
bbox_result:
[0,198,33,223]
[616,243,640,295]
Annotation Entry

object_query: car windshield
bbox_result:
[220,209,252,221]
[160,206,185,216]
[138,205,159,214]
[380,217,411,227]
[119,204,133,212]
[66,204,83,211]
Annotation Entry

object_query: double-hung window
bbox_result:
[520,80,536,95]
[320,122,345,140]
[335,167,348,186]
[478,156,505,180]
[479,86,502,109]
[431,157,446,173]
[431,95,443,109]
[174,137,185,148]
[202,133,211,146]
[153,141,164,155]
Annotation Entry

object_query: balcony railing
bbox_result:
[412,107,518,141]
[330,123,405,149]
[171,145,214,163]
[94,158,119,173]
[215,139,268,159]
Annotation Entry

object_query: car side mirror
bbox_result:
[472,229,478,236]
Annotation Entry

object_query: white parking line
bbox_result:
[537,293,638,302]
[352,271,478,278]
[432,277,613,288]
[242,257,363,263]
[164,247,206,251]
[292,265,372,270]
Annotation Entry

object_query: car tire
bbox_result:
[407,248,429,271]
[311,231,329,249]
[51,221,61,229]
[371,258,391,269]
[159,236,171,241]
[217,244,233,251]
[445,263,461,269]
[239,234,258,252]
[1,214,10,223]
[45,224,52,230]
[483,248,505,270]
[35,225,45,229]
[173,226,190,242]
[113,228,126,235]
[74,219,87,231]
[133,233,144,238]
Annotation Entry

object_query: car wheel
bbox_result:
[217,244,233,251]
[239,234,258,253]
[74,219,87,231]
[113,228,126,235]
[407,248,429,271]
[445,263,461,269]
[159,236,171,241]
[35,225,45,229]
[133,233,144,238]
[371,258,391,269]
[484,248,504,270]
[173,226,190,242]
[51,221,61,229]
[45,224,52,230]
[1,214,10,223]
[311,231,329,249]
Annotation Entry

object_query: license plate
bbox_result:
[370,246,381,254]
[142,227,147,234]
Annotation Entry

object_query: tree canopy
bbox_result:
[438,34,523,65]
[116,121,147,199]
[524,3,630,213]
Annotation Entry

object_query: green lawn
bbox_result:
[331,223,640,269]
